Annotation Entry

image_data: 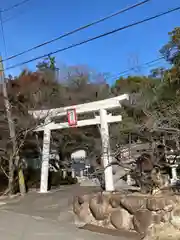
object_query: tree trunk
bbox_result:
[8,156,14,195]
[8,155,26,195]
[18,168,26,195]
[16,156,26,195]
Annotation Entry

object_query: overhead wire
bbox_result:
[1,0,151,62]
[4,5,180,71]
[2,8,29,24]
[1,0,32,13]
[109,57,165,81]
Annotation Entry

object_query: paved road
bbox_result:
[0,209,127,240]
[0,185,100,221]
[0,185,132,240]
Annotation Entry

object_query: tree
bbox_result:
[0,67,65,194]
[148,27,180,130]
[159,27,180,85]
[111,76,160,143]
[160,27,180,66]
[149,67,165,80]
[109,27,180,156]
[11,62,112,176]
[36,55,57,71]
[49,64,111,163]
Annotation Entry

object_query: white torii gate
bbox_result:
[29,94,129,193]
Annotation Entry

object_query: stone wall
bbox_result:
[73,191,180,239]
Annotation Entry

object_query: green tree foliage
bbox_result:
[110,27,180,143]
[160,27,180,66]
[36,55,57,71]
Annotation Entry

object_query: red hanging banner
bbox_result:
[67,108,77,127]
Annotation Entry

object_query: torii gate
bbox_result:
[29,94,129,193]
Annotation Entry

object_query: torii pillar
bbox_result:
[100,109,114,191]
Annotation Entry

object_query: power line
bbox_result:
[1,0,32,13]
[109,57,165,81]
[4,5,180,71]
[117,57,164,76]
[2,0,151,62]
[2,8,29,24]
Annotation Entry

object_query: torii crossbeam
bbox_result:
[29,94,129,193]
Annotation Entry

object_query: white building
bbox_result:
[71,149,87,162]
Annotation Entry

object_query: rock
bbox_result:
[171,206,180,229]
[110,208,132,230]
[152,212,161,224]
[73,197,81,215]
[174,195,180,203]
[89,194,110,220]
[100,162,139,191]
[73,197,94,226]
[164,204,174,212]
[77,194,91,204]
[147,197,175,212]
[133,209,152,236]
[111,163,139,190]
[172,207,180,216]
[147,197,167,211]
[160,210,171,222]
[120,196,147,214]
[171,217,180,229]
[112,164,127,182]
[109,193,121,208]
[100,163,127,187]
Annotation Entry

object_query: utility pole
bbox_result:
[0,56,16,193]
[0,58,26,195]
[0,10,26,195]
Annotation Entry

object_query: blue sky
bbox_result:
[0,0,179,84]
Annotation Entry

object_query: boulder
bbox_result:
[73,197,93,226]
[171,206,180,229]
[159,210,171,222]
[147,197,173,211]
[109,193,122,208]
[152,212,161,224]
[89,194,110,220]
[77,194,91,204]
[133,209,152,236]
[120,196,147,214]
[147,198,165,211]
[110,208,132,230]
[112,164,127,182]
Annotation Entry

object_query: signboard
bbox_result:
[67,108,77,126]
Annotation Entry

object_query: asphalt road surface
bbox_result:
[0,185,134,240]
